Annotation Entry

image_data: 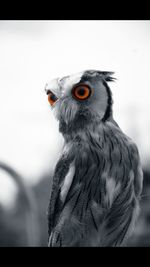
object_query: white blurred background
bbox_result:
[0,21,150,246]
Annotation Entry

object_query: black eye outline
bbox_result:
[71,83,92,101]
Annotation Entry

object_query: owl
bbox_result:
[45,70,143,247]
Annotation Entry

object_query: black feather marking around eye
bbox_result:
[102,80,113,122]
[46,90,51,95]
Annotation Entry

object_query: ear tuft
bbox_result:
[81,70,116,83]
[97,71,116,82]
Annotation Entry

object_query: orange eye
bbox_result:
[72,84,92,100]
[47,91,58,106]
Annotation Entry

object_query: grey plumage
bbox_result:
[45,70,143,247]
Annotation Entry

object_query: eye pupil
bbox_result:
[77,88,86,96]
[50,94,57,102]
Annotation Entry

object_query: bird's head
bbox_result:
[45,70,115,134]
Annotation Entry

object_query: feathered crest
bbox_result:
[84,70,116,82]
[96,71,116,82]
